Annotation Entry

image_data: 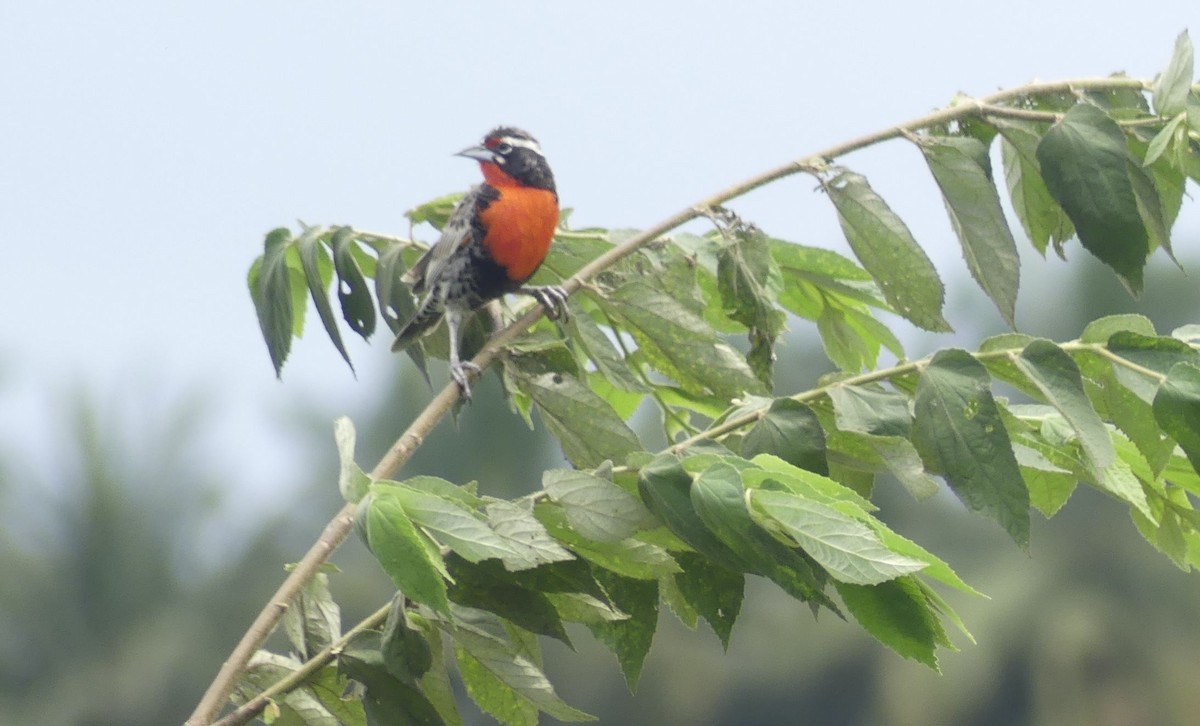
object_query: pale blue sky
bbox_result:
[1,2,1197,524]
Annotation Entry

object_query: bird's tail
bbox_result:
[391,298,443,352]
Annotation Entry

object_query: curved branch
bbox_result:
[185,74,1150,725]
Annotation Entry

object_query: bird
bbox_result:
[391,127,569,400]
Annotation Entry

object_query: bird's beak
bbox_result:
[456,144,496,163]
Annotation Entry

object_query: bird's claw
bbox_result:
[525,285,570,322]
[450,361,482,401]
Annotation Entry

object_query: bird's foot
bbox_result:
[450,361,482,402]
[523,285,570,322]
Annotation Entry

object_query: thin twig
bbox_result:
[185,75,1152,725]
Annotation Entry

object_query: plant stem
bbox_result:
[185,75,1153,725]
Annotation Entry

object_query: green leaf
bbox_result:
[543,468,658,542]
[451,625,595,722]
[717,228,785,386]
[1080,314,1156,342]
[1153,30,1194,116]
[236,652,354,726]
[740,398,828,475]
[445,556,571,645]
[828,385,911,437]
[566,310,646,392]
[915,135,1020,326]
[1126,152,1176,263]
[994,118,1074,256]
[411,616,462,726]
[672,551,744,649]
[330,226,376,339]
[307,664,367,726]
[835,577,942,670]
[1143,113,1186,166]
[637,454,750,573]
[339,632,445,726]
[824,170,951,332]
[381,482,515,567]
[691,462,835,609]
[913,349,1030,546]
[282,571,341,661]
[376,243,428,380]
[334,416,371,504]
[601,282,766,399]
[406,192,465,229]
[295,226,353,372]
[1015,339,1115,480]
[1036,104,1149,292]
[587,571,658,692]
[1014,444,1077,517]
[749,489,926,585]
[381,595,433,683]
[512,370,640,469]
[363,494,450,615]
[1154,362,1200,476]
[485,500,575,571]
[250,227,295,376]
[535,503,680,580]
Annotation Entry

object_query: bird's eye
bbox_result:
[496,142,513,154]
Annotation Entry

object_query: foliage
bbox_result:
[225,35,1200,726]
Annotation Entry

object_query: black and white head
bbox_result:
[458,127,556,192]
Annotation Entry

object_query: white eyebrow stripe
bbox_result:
[500,136,543,154]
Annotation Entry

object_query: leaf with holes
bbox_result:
[295,226,353,372]
[330,226,376,339]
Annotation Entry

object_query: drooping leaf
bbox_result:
[282,571,341,661]
[1153,30,1194,116]
[740,398,828,475]
[717,227,786,386]
[339,632,445,726]
[296,226,353,371]
[1015,339,1115,480]
[512,369,640,469]
[335,416,371,504]
[376,242,428,380]
[535,503,680,580]
[381,482,515,567]
[913,349,1030,546]
[915,135,1020,326]
[566,309,646,392]
[543,468,659,542]
[380,595,434,684]
[749,489,926,585]
[451,624,595,723]
[823,170,951,332]
[1036,104,1149,292]
[444,556,571,645]
[601,282,767,399]
[1154,362,1200,476]
[330,226,376,338]
[363,494,450,615]
[485,499,575,571]
[587,571,659,692]
[691,462,835,610]
[993,118,1074,255]
[637,454,750,573]
[672,551,744,650]
[835,577,943,670]
[250,227,295,376]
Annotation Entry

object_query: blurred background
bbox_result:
[2,2,1200,724]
